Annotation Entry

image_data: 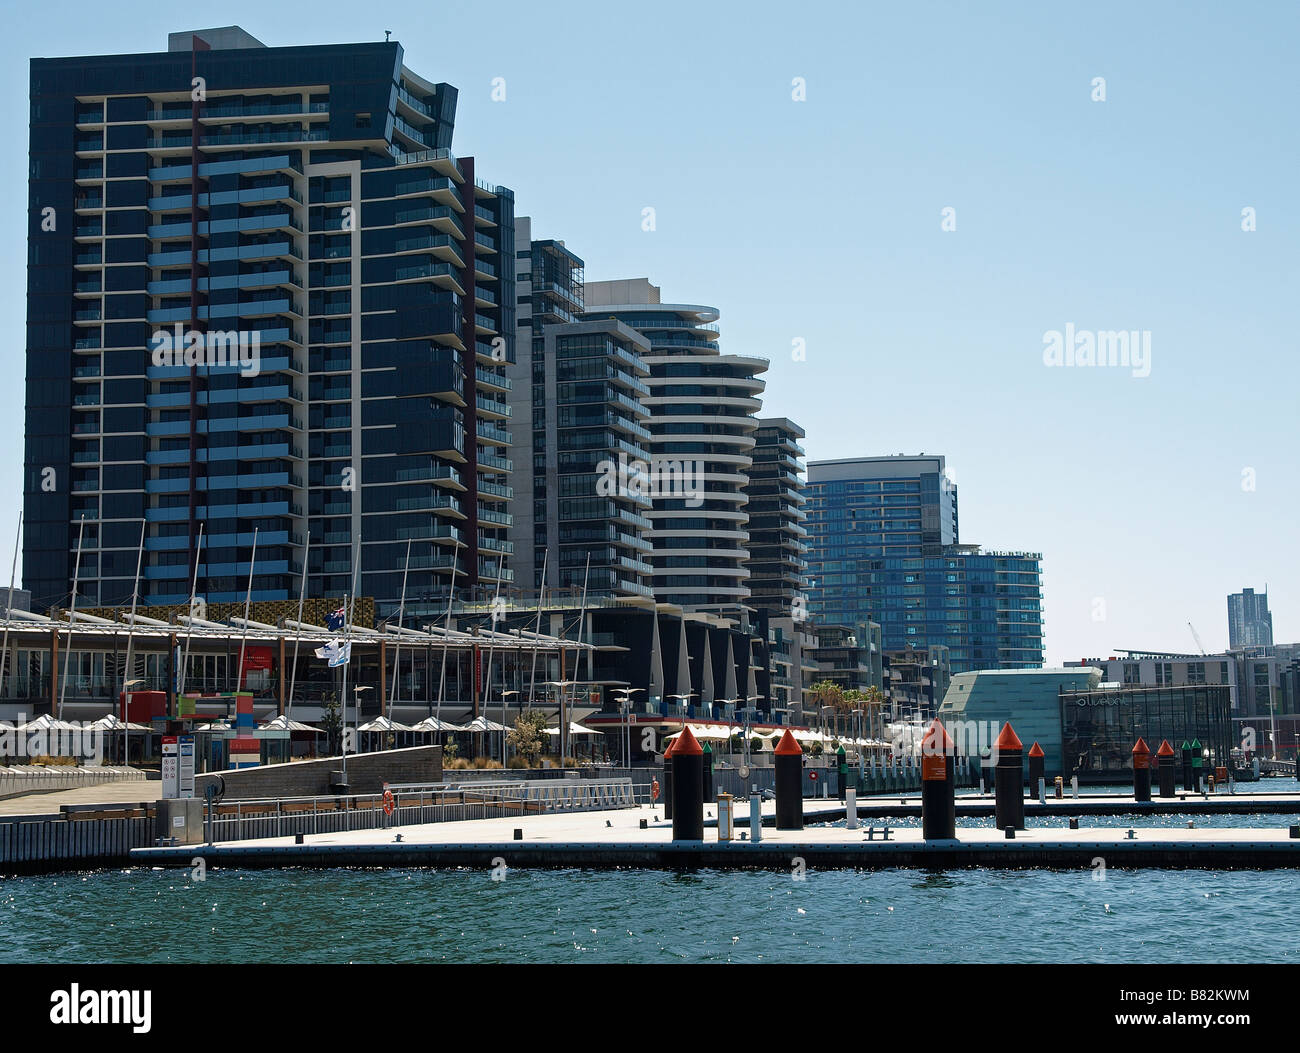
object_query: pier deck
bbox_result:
[129,803,1300,871]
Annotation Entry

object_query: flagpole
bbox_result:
[434,555,459,733]
[234,526,258,694]
[528,550,547,711]
[567,553,591,766]
[388,538,411,720]
[120,518,145,766]
[482,550,505,763]
[286,530,310,723]
[0,511,23,703]
[57,515,86,721]
[179,523,204,699]
[340,531,360,781]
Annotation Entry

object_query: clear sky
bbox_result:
[2,0,1295,664]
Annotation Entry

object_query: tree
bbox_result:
[508,709,549,767]
[809,680,845,736]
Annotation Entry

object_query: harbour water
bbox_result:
[6,780,1300,964]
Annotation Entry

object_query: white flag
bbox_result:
[328,640,351,668]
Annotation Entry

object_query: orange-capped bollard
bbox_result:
[1132,737,1152,802]
[921,719,956,840]
[671,726,704,841]
[774,729,804,830]
[1156,739,1176,798]
[994,723,1025,831]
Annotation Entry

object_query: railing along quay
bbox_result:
[203,778,636,843]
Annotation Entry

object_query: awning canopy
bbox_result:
[666,723,735,742]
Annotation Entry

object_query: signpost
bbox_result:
[161,736,179,799]
[178,734,195,799]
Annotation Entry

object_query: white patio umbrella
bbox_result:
[260,714,320,733]
[357,716,414,733]
[90,714,151,733]
[544,721,600,737]
[464,715,509,733]
[18,713,81,732]
[410,716,464,733]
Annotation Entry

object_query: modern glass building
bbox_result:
[806,455,1044,671]
[582,279,768,621]
[1228,587,1273,649]
[25,27,514,618]
[1059,684,1232,782]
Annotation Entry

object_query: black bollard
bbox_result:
[671,726,704,840]
[774,729,804,830]
[1027,741,1045,799]
[836,744,848,802]
[1156,739,1176,797]
[1132,737,1152,802]
[1180,739,1192,791]
[994,723,1025,831]
[665,728,676,821]
[921,719,956,840]
[702,741,714,803]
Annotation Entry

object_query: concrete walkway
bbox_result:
[0,780,162,817]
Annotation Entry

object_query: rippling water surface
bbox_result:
[4,778,1296,964]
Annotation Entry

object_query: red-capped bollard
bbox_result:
[663,735,676,820]
[1027,741,1045,800]
[994,723,1025,831]
[671,726,704,841]
[1156,739,1176,798]
[774,729,804,830]
[921,719,956,840]
[1132,737,1152,802]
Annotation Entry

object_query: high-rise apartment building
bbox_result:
[741,418,810,617]
[1228,587,1273,649]
[581,279,767,620]
[806,455,1043,672]
[508,220,654,597]
[25,28,514,618]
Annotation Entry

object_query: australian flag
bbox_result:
[326,606,346,632]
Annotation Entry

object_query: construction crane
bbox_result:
[1188,622,1207,656]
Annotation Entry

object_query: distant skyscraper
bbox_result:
[1228,587,1273,649]
[806,454,1043,672]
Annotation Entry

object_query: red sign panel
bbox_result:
[229,736,260,753]
[922,754,948,781]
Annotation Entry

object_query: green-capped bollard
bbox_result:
[1180,739,1193,791]
[1191,738,1204,792]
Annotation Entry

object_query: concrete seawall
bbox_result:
[195,745,442,799]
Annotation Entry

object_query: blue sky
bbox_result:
[2,0,1295,662]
